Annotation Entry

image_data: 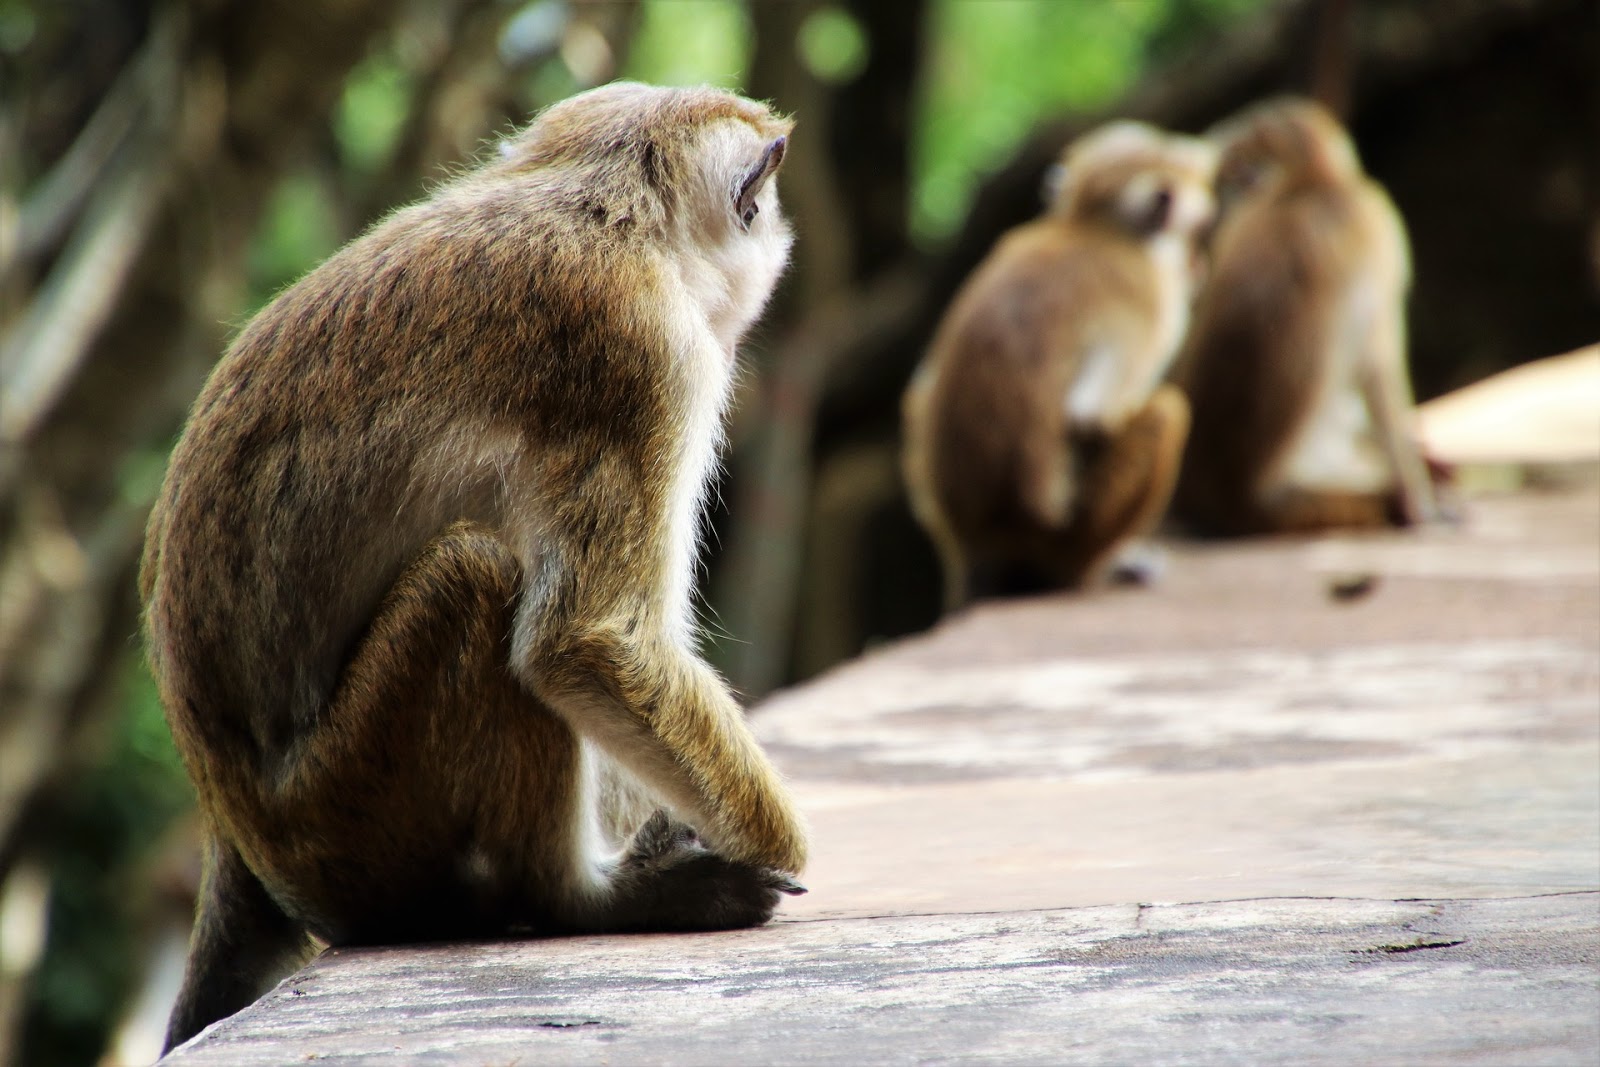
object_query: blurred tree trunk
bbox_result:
[715,0,928,696]
[0,2,404,1060]
[830,0,925,279]
[1305,0,1355,117]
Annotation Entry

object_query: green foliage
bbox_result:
[798,6,868,85]
[0,0,36,55]
[21,660,192,1067]
[336,50,414,174]
[913,0,1268,241]
[241,0,1271,297]
[247,172,342,306]
[526,49,583,107]
[245,47,417,309]
[622,0,751,88]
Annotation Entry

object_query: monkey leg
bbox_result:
[1253,484,1402,533]
[162,834,313,1053]
[221,523,793,949]
[1048,384,1190,586]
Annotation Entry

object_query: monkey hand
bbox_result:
[614,810,805,933]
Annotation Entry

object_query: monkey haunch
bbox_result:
[903,122,1215,608]
[141,83,808,1052]
[1171,97,1440,535]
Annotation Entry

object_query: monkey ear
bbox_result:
[734,136,787,232]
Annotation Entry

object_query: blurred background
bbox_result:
[0,0,1595,1063]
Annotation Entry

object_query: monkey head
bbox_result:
[1043,120,1217,246]
[1210,96,1361,207]
[494,81,794,351]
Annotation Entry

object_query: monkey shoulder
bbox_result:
[989,221,1145,315]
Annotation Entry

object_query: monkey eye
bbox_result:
[742,202,759,228]
[1135,184,1175,234]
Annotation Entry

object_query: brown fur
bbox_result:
[1171,97,1439,536]
[141,82,807,1052]
[903,122,1214,608]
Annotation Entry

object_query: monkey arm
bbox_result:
[507,466,808,876]
[530,622,807,875]
[1350,184,1435,526]
[901,373,972,611]
[1357,296,1438,526]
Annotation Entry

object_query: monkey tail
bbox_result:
[162,833,312,1053]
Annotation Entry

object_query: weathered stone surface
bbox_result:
[166,486,1600,1064]
[168,895,1598,1066]
[767,487,1599,919]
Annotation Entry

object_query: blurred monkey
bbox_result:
[903,121,1216,608]
[142,83,808,1052]
[1171,96,1440,535]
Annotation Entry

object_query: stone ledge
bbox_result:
[169,894,1599,1065]
[167,485,1600,1064]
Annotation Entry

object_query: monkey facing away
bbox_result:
[902,121,1216,608]
[141,83,808,1052]
[1170,96,1440,535]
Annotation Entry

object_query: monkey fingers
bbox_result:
[606,810,805,932]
